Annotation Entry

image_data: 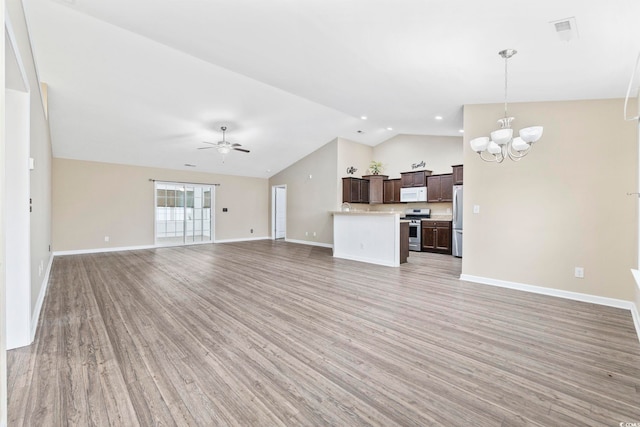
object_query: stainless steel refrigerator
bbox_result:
[452,185,463,257]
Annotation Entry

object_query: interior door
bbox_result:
[275,186,286,239]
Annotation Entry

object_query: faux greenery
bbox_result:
[369,160,383,175]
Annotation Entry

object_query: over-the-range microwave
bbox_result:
[400,186,427,203]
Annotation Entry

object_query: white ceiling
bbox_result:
[21,0,640,178]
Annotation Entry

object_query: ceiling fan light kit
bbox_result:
[198,126,250,159]
[470,49,544,163]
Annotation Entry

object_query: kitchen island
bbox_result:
[332,211,408,267]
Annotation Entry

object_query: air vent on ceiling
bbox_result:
[550,17,578,42]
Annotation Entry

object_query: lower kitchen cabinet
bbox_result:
[400,221,409,264]
[421,220,452,254]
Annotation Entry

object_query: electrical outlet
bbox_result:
[574,267,584,278]
[313,232,317,237]
[473,205,480,214]
[305,231,308,236]
[104,236,110,242]
[250,228,254,234]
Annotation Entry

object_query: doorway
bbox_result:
[155,182,213,246]
[272,185,286,240]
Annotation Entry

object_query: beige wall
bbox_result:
[270,134,465,246]
[268,139,338,245]
[463,98,638,301]
[52,158,269,251]
[372,134,463,177]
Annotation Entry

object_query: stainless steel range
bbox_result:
[404,208,431,251]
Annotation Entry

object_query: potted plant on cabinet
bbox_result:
[369,160,383,175]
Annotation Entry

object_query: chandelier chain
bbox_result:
[504,55,508,119]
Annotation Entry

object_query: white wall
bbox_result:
[0,1,7,423]
[5,89,31,349]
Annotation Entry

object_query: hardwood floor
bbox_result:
[8,240,640,426]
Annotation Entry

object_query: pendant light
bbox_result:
[469,49,543,162]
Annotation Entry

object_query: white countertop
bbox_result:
[422,216,452,221]
[331,211,400,215]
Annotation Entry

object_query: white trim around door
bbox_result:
[271,185,287,240]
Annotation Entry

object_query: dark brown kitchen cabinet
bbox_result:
[400,170,432,188]
[452,164,464,185]
[342,177,369,203]
[421,220,452,254]
[426,174,453,202]
[362,175,388,204]
[400,221,409,264]
[360,179,369,203]
[383,179,402,203]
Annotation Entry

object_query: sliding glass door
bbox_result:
[155,182,213,246]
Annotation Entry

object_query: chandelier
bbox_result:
[469,49,543,162]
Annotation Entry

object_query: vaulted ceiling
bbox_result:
[22,0,640,177]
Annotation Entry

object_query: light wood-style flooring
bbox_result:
[8,240,640,426]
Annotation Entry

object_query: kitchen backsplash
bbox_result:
[348,201,453,218]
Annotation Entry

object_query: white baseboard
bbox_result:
[629,269,640,343]
[284,238,333,249]
[53,238,276,256]
[461,274,639,343]
[53,244,157,256]
[631,303,640,345]
[214,236,270,244]
[31,253,54,341]
[333,251,398,267]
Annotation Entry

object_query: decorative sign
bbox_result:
[411,161,425,170]
[346,166,357,175]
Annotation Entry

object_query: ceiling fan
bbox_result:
[198,126,250,155]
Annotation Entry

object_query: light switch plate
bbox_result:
[473,205,480,214]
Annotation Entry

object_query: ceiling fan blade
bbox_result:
[201,141,217,146]
[197,146,215,150]
[231,143,242,147]
[233,148,250,153]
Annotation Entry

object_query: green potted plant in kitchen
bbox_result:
[369,160,384,175]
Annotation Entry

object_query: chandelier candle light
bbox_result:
[469,49,543,162]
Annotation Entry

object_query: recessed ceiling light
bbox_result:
[361,116,368,120]
[459,129,464,133]
[357,130,364,134]
[435,116,443,120]
[387,127,393,131]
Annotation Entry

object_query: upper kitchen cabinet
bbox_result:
[383,179,402,203]
[452,164,463,185]
[362,175,388,204]
[401,170,432,188]
[427,174,453,202]
[342,177,370,203]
